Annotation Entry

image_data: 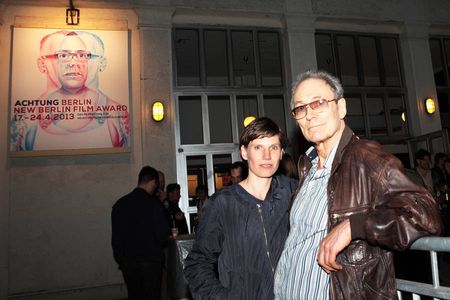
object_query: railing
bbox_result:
[397,236,450,300]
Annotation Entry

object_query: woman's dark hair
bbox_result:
[239,117,288,149]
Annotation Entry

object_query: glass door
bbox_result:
[177,150,240,233]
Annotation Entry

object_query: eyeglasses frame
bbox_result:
[291,98,341,120]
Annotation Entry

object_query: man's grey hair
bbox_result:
[290,70,344,109]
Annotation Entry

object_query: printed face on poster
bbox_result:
[9,27,130,156]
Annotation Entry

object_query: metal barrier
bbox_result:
[397,237,450,300]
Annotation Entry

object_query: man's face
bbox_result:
[38,32,66,92]
[240,135,283,179]
[80,33,106,90]
[196,189,207,201]
[445,161,450,174]
[436,156,447,168]
[144,180,157,195]
[230,167,243,184]
[56,35,89,93]
[168,189,181,203]
[417,156,431,170]
[293,78,346,147]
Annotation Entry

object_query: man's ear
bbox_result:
[240,145,248,161]
[99,57,107,72]
[37,57,47,73]
[338,98,347,119]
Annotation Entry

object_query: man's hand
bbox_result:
[175,211,185,220]
[317,219,351,273]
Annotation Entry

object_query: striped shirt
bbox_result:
[274,145,338,300]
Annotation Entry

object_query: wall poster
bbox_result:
[9,27,130,156]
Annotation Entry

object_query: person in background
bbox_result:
[184,117,297,299]
[229,161,248,185]
[413,149,435,196]
[276,152,299,179]
[433,153,449,200]
[191,185,209,233]
[156,170,167,203]
[274,69,441,299]
[111,166,170,300]
[166,183,189,235]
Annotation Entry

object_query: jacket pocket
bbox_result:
[336,241,396,299]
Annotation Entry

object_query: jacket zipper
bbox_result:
[257,204,275,274]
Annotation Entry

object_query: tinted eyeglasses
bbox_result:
[41,51,94,61]
[291,98,340,120]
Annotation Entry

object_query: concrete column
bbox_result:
[284,13,317,155]
[137,7,177,183]
[285,14,317,84]
[400,22,442,136]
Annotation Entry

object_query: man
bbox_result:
[13,30,130,151]
[412,149,435,196]
[111,166,170,300]
[190,185,209,233]
[274,70,442,299]
[229,161,248,184]
[166,183,189,234]
[433,152,449,198]
[184,117,297,299]
[10,30,69,151]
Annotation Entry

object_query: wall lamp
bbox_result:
[152,101,165,122]
[243,115,256,127]
[66,0,80,25]
[424,97,436,115]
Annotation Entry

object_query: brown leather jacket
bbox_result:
[294,126,442,300]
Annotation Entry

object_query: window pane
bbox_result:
[187,155,207,205]
[336,35,359,85]
[213,154,233,192]
[360,37,380,86]
[380,38,402,86]
[388,94,408,135]
[208,96,232,143]
[345,95,365,136]
[367,95,387,136]
[205,30,229,86]
[444,39,450,86]
[438,91,450,113]
[315,33,336,75]
[258,32,282,86]
[236,95,258,136]
[263,95,286,135]
[232,31,256,87]
[430,39,446,86]
[175,29,200,86]
[179,96,203,144]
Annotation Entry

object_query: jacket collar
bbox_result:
[331,125,355,172]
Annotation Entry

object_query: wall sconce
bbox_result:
[401,112,406,123]
[243,115,256,127]
[152,101,165,122]
[424,97,436,115]
[66,0,80,25]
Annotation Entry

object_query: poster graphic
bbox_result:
[9,28,130,155]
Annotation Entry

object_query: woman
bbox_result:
[184,117,297,300]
